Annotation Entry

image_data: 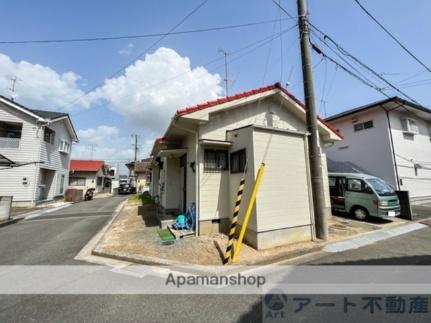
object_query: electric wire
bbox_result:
[353,0,431,73]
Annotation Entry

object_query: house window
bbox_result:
[97,176,103,186]
[363,120,374,129]
[400,118,419,135]
[69,177,85,186]
[44,127,55,144]
[59,140,70,154]
[230,149,247,173]
[0,121,22,138]
[204,149,228,172]
[353,120,373,132]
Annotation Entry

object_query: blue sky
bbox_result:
[1,0,430,171]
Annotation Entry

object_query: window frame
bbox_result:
[0,121,23,139]
[69,177,85,186]
[44,127,55,144]
[353,120,373,132]
[230,149,247,174]
[203,149,228,172]
[59,139,70,154]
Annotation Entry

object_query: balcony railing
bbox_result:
[0,137,20,149]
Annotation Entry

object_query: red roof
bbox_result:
[70,160,104,172]
[175,82,342,139]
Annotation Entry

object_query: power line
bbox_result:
[353,0,431,73]
[0,18,293,45]
[311,27,421,105]
[61,0,210,110]
[311,42,391,98]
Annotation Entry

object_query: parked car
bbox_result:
[118,183,136,194]
[328,172,400,220]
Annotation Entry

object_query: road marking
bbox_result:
[323,222,428,253]
[24,204,72,220]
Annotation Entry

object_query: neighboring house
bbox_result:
[0,96,78,206]
[326,97,431,202]
[150,83,342,249]
[134,159,151,192]
[69,160,110,193]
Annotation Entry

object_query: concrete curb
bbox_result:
[323,222,428,253]
[74,199,127,262]
[0,218,22,228]
[88,204,429,272]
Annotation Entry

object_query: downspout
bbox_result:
[381,104,401,190]
[33,122,46,203]
[195,128,200,237]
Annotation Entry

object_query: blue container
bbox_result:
[176,214,186,226]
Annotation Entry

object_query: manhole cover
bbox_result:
[159,240,175,246]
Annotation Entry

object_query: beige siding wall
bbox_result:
[226,126,257,229]
[198,147,230,221]
[68,169,104,193]
[165,157,181,210]
[197,97,311,222]
[199,99,306,141]
[184,134,196,208]
[252,129,312,232]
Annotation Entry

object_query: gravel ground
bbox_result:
[95,201,403,265]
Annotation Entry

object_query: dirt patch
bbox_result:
[95,203,402,266]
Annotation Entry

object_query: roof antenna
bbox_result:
[218,48,229,96]
[7,76,18,101]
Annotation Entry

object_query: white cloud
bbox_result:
[0,53,89,110]
[72,125,153,174]
[77,125,120,146]
[89,47,223,133]
[118,43,134,56]
[72,125,135,175]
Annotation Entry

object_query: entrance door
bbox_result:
[179,154,187,212]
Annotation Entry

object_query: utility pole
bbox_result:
[131,134,139,162]
[297,0,328,240]
[87,144,96,160]
[218,49,229,96]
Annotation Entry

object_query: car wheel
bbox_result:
[351,207,368,221]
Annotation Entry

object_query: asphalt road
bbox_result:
[0,197,430,322]
[0,195,127,265]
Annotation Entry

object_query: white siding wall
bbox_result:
[68,169,104,193]
[39,119,72,199]
[389,110,431,198]
[326,108,397,187]
[0,102,40,202]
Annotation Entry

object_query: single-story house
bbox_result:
[69,160,110,193]
[0,95,78,206]
[326,97,431,202]
[150,83,342,249]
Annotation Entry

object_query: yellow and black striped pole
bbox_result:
[223,177,245,264]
